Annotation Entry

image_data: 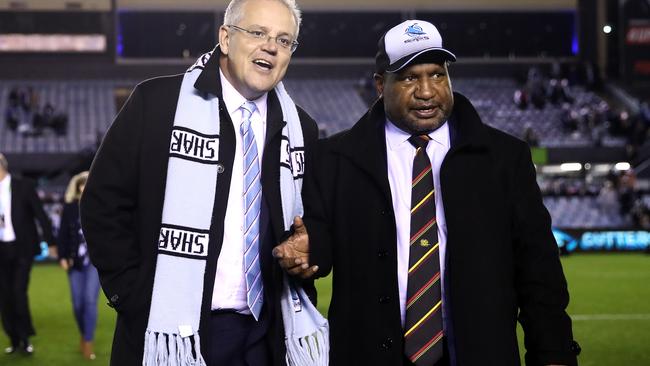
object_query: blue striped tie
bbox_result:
[240,101,264,320]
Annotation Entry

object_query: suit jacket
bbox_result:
[304,93,578,366]
[80,50,318,366]
[5,176,54,258]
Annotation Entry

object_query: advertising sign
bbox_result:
[553,228,650,252]
[621,0,650,82]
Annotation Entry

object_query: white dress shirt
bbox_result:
[211,71,267,312]
[385,120,450,328]
[0,174,16,242]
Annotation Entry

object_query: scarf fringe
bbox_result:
[285,326,329,366]
[167,334,177,366]
[143,331,206,366]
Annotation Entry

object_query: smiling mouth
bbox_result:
[253,59,273,70]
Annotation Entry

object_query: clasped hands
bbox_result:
[272,216,318,279]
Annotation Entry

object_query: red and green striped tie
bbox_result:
[404,135,444,365]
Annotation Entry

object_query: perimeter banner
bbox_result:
[621,0,650,82]
[553,228,650,252]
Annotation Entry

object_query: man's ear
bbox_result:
[218,25,230,55]
[373,73,384,97]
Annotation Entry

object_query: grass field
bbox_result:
[1,253,648,365]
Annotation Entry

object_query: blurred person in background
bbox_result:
[80,0,318,365]
[0,153,55,356]
[276,19,580,366]
[58,171,99,361]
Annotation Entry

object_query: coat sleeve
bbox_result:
[26,180,55,246]
[511,143,578,366]
[302,139,334,279]
[294,108,321,301]
[80,85,145,313]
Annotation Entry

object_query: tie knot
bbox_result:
[240,101,257,131]
[408,135,431,149]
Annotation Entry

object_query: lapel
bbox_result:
[193,46,224,98]
[261,90,287,243]
[192,45,237,180]
[265,90,287,147]
[333,99,393,205]
[446,92,490,154]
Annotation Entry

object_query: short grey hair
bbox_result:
[223,0,302,37]
[0,153,8,172]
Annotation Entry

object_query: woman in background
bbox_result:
[58,171,99,361]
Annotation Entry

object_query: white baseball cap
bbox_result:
[376,20,456,73]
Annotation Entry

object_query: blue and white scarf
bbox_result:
[143,50,328,366]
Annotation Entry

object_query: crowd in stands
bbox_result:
[611,101,650,158]
[515,66,650,154]
[513,68,575,111]
[5,86,68,136]
[539,169,650,229]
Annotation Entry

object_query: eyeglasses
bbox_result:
[227,25,299,53]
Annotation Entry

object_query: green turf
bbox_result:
[1,253,648,365]
[557,253,650,366]
[0,263,116,365]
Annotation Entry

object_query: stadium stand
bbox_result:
[543,196,630,228]
[1,76,627,151]
[0,75,635,230]
[1,81,120,153]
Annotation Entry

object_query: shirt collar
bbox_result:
[219,69,268,121]
[0,174,11,189]
[385,119,450,151]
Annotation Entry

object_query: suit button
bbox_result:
[379,296,391,304]
[110,294,119,306]
[379,338,393,350]
[377,250,388,258]
[570,340,581,355]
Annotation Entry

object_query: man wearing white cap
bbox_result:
[275,20,580,365]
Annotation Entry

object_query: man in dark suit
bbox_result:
[275,20,580,365]
[80,0,318,365]
[0,153,54,355]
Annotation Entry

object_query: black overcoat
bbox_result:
[8,177,54,257]
[304,93,578,366]
[80,52,318,366]
[57,202,82,264]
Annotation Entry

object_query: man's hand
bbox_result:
[273,216,318,279]
[59,258,70,271]
[48,245,58,259]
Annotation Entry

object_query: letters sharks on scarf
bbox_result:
[142,50,328,366]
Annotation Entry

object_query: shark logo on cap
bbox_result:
[375,19,457,73]
[405,23,427,38]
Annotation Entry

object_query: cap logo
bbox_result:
[404,23,429,43]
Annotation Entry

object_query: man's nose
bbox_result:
[260,36,279,54]
[415,80,434,99]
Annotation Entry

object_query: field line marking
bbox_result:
[571,314,650,321]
